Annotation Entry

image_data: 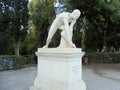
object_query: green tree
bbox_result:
[0,0,29,55]
[0,0,14,54]
[67,0,120,52]
[28,0,55,47]
[20,24,37,55]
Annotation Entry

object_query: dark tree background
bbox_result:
[66,0,120,52]
[0,0,120,55]
[28,0,55,47]
[0,0,29,55]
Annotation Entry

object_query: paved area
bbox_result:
[0,64,120,90]
[83,64,120,90]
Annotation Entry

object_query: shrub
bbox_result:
[83,52,120,63]
[0,55,32,70]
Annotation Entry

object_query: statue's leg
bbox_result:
[61,30,76,48]
[43,24,57,48]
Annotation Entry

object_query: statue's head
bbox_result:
[72,9,81,19]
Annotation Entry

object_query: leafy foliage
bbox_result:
[0,55,29,70]
[67,0,120,52]
[0,0,29,55]
[85,52,120,63]
[28,0,55,47]
[20,29,37,55]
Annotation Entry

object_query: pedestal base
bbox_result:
[30,81,85,90]
[30,48,86,90]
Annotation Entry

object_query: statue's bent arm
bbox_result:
[70,19,76,31]
[63,16,69,35]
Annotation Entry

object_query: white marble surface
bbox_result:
[30,48,86,90]
[43,9,81,48]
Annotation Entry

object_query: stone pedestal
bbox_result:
[30,48,86,90]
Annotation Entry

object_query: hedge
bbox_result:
[0,55,33,70]
[83,52,120,63]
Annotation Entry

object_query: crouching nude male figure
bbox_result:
[43,9,81,48]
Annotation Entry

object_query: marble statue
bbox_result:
[30,9,86,90]
[43,9,81,48]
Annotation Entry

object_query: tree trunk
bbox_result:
[103,28,107,51]
[102,22,108,52]
[81,29,85,52]
[15,41,20,56]
[81,16,86,52]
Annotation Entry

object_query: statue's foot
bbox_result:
[73,44,76,48]
[42,45,48,48]
[69,43,76,48]
[72,44,76,48]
